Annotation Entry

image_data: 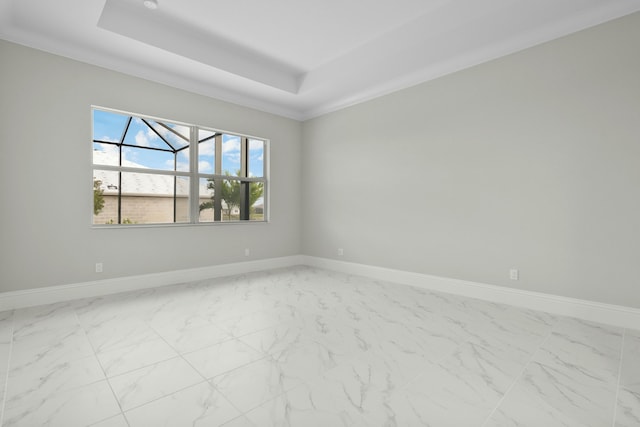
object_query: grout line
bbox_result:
[148,323,268,418]
[612,328,627,427]
[151,328,212,383]
[119,379,210,413]
[152,329,253,420]
[75,309,131,427]
[480,326,555,427]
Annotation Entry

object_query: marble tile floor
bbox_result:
[0,266,638,426]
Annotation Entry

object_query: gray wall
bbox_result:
[2,13,639,309]
[0,39,302,292]
[302,12,640,308]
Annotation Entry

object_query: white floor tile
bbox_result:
[0,267,632,426]
[12,302,79,339]
[10,327,94,374]
[485,360,617,427]
[96,337,179,377]
[183,339,265,379]
[615,387,640,427]
[109,356,203,411]
[211,357,302,413]
[154,322,232,354]
[216,310,284,338]
[243,379,370,427]
[124,381,241,427]
[385,356,507,426]
[5,354,105,410]
[84,321,159,354]
[621,329,640,391]
[2,380,121,427]
[238,323,308,356]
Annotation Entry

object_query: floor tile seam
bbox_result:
[119,378,213,416]
[210,375,301,420]
[479,324,555,427]
[176,349,213,384]
[534,315,626,377]
[612,328,627,427]
[207,352,276,382]
[0,310,15,427]
[108,364,206,412]
[221,414,256,427]
[534,346,624,390]
[87,324,165,356]
[88,412,130,427]
[206,375,268,420]
[148,322,236,355]
[157,330,270,386]
[101,352,182,379]
[78,308,131,427]
[96,325,181,353]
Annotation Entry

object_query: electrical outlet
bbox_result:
[95,262,103,273]
[338,248,344,256]
[244,248,250,256]
[510,268,519,280]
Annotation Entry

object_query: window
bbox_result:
[92,107,267,226]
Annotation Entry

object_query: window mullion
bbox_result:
[214,134,222,221]
[189,125,199,223]
[240,137,249,220]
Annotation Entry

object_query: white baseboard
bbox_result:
[2,254,638,331]
[301,256,640,331]
[0,255,304,312]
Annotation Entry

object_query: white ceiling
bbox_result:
[1,0,639,120]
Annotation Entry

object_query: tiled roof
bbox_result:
[93,150,206,196]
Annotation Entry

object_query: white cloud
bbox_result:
[93,146,147,169]
[177,151,190,162]
[174,160,190,172]
[146,127,160,141]
[223,153,241,164]
[198,160,213,173]
[135,130,151,147]
[199,140,215,156]
[249,139,263,150]
[173,124,190,139]
[222,138,240,153]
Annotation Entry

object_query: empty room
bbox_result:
[1,0,639,426]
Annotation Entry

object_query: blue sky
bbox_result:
[92,109,264,177]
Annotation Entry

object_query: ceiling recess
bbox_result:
[1,0,639,120]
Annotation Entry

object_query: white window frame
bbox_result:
[91,106,269,227]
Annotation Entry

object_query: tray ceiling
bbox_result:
[1,0,639,120]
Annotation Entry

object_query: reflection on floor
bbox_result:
[0,266,638,426]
